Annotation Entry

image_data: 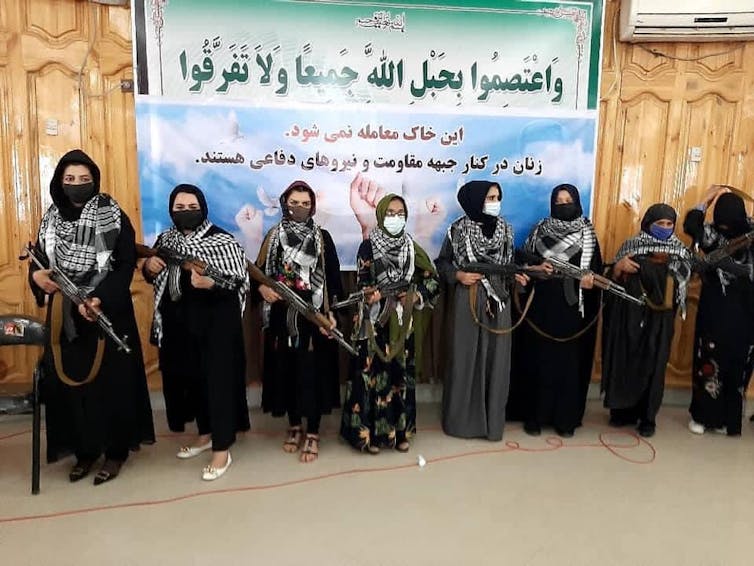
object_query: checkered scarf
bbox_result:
[615,231,692,316]
[449,215,514,310]
[265,218,325,310]
[368,225,415,288]
[151,220,250,345]
[38,193,121,291]
[524,216,597,315]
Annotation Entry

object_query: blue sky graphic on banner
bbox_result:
[137,100,596,268]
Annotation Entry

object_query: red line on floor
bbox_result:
[0,430,654,526]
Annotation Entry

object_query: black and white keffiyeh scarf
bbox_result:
[265,218,325,309]
[151,219,250,345]
[263,218,327,338]
[38,193,121,290]
[615,232,693,316]
[368,226,415,288]
[38,193,121,341]
[524,216,597,315]
[699,220,754,294]
[449,215,514,310]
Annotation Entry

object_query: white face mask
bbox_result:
[483,201,501,217]
[383,216,406,236]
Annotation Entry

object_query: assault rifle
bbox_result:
[692,230,754,280]
[544,255,645,307]
[21,244,131,353]
[331,281,411,311]
[702,230,754,265]
[136,243,239,288]
[247,262,358,356]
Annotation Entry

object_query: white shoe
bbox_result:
[202,452,232,481]
[710,426,727,435]
[688,420,705,435]
[176,441,212,459]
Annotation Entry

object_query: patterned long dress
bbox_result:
[340,239,439,451]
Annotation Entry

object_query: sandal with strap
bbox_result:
[283,427,303,453]
[93,459,123,486]
[69,458,96,482]
[300,434,319,463]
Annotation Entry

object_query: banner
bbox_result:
[133,0,604,268]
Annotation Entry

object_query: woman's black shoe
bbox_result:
[69,458,96,482]
[523,422,541,436]
[637,422,656,437]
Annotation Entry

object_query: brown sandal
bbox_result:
[283,427,303,453]
[300,434,319,463]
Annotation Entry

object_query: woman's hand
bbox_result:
[365,287,382,305]
[190,268,215,289]
[613,254,640,278]
[319,311,337,337]
[32,269,59,294]
[700,185,731,210]
[78,298,101,322]
[456,271,483,286]
[258,284,281,303]
[144,256,166,277]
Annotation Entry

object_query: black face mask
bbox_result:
[552,203,581,221]
[287,205,311,223]
[171,210,204,231]
[62,182,96,205]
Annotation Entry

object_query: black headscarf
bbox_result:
[550,183,583,218]
[616,203,692,316]
[50,149,101,221]
[457,180,500,237]
[279,180,317,219]
[168,183,208,221]
[640,203,676,234]
[713,193,749,239]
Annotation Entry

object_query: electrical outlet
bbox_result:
[120,79,134,93]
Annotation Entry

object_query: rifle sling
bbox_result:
[514,288,601,343]
[50,293,105,387]
[366,286,417,363]
[640,276,674,312]
[468,282,534,335]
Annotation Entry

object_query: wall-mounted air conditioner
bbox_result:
[619,0,754,42]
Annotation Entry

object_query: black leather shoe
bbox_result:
[93,459,123,486]
[69,459,96,482]
[523,422,541,436]
[556,429,574,438]
[609,416,636,428]
[637,422,656,437]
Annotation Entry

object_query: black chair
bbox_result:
[0,315,47,494]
